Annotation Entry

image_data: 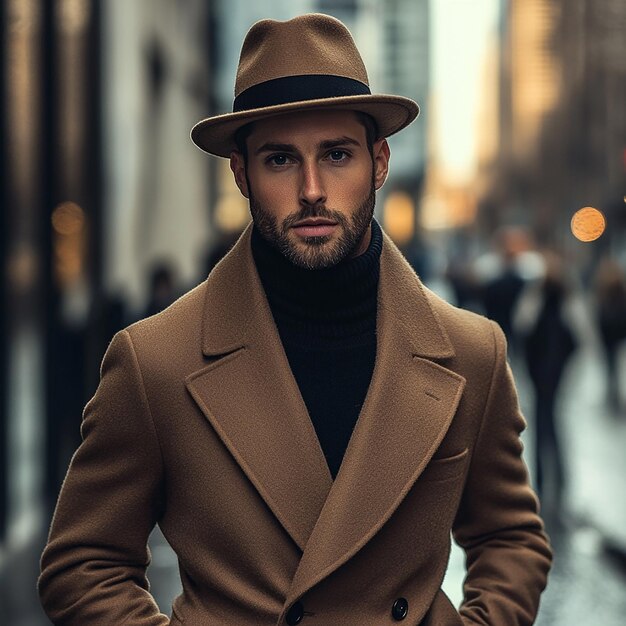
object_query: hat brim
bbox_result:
[190,94,419,158]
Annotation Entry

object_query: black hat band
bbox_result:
[233,74,371,113]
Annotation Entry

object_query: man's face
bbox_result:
[230,110,390,269]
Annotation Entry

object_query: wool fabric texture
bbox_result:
[38,224,552,625]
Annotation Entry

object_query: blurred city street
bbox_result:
[3,339,625,625]
[1,0,625,624]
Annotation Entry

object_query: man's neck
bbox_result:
[250,218,383,345]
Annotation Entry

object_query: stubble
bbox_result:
[249,185,376,270]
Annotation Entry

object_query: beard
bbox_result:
[249,184,376,270]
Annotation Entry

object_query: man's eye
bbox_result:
[328,150,348,162]
[268,154,290,166]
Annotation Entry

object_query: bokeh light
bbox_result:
[51,201,85,235]
[570,206,606,242]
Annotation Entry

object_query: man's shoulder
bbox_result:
[380,230,502,364]
[424,284,494,333]
[123,279,208,368]
[420,282,504,365]
[131,278,206,331]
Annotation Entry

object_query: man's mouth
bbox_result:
[291,218,338,238]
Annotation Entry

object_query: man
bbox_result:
[39,13,552,625]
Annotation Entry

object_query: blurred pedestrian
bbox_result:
[204,230,242,276]
[477,226,542,355]
[446,254,481,311]
[39,14,551,625]
[142,262,178,319]
[515,251,578,510]
[593,258,626,413]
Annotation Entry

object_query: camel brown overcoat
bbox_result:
[39,225,552,625]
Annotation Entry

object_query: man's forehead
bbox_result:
[247,109,365,144]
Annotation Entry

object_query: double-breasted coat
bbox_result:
[39,225,552,625]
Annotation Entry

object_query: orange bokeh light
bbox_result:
[570,206,606,242]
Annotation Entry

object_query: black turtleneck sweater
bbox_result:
[251,220,382,479]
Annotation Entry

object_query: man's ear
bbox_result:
[229,151,250,198]
[372,139,390,190]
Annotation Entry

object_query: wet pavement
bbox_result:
[2,343,625,625]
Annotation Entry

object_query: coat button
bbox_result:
[391,597,409,621]
[286,600,304,625]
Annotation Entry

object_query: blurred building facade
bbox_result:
[481,0,625,254]
[0,0,216,558]
[373,0,430,188]
[1,0,104,553]
[103,0,214,314]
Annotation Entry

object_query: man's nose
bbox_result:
[299,161,327,206]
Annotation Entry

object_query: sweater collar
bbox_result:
[251,219,382,341]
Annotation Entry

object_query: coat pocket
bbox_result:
[419,448,469,482]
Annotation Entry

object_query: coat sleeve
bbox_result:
[38,329,169,626]
[453,321,552,626]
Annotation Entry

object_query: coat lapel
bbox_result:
[185,224,332,551]
[186,223,466,598]
[283,231,466,607]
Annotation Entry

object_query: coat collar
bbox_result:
[187,222,464,603]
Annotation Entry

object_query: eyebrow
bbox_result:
[319,136,361,150]
[254,142,296,155]
[254,136,362,156]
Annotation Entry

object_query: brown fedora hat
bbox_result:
[191,13,419,157]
